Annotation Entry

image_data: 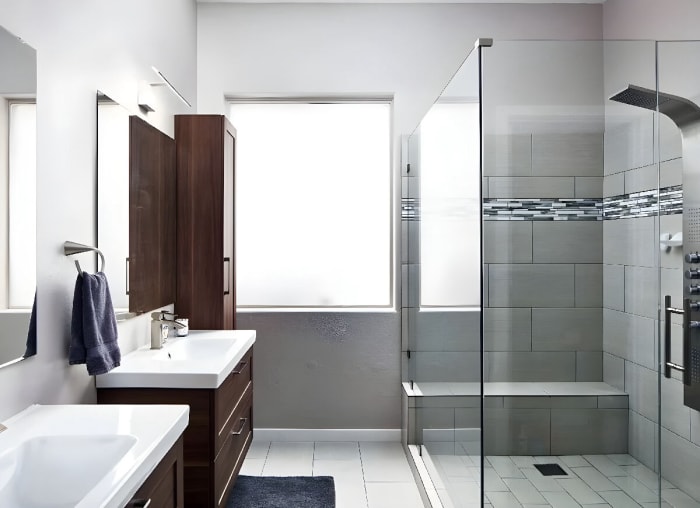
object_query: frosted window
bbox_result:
[8,102,36,308]
[420,103,481,307]
[229,103,391,307]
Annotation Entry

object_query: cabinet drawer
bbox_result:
[214,389,252,507]
[215,348,252,447]
[128,436,184,508]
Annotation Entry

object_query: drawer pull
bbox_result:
[231,417,248,436]
[232,361,247,375]
[126,499,151,508]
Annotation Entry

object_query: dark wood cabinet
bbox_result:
[125,436,184,508]
[175,115,236,330]
[99,346,254,508]
[128,115,177,314]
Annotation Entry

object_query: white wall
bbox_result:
[198,2,602,429]
[0,0,196,421]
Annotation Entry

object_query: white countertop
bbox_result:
[0,404,189,508]
[95,329,256,389]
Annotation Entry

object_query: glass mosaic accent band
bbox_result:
[402,186,682,222]
[483,198,602,221]
[603,185,682,220]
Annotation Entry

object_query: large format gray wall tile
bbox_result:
[624,266,658,319]
[660,158,683,188]
[603,264,625,311]
[629,410,657,470]
[624,164,658,194]
[603,216,656,267]
[532,133,603,177]
[413,352,481,383]
[576,352,603,381]
[603,309,656,369]
[485,351,576,382]
[489,264,575,308]
[660,376,691,440]
[604,172,624,198]
[603,116,654,175]
[576,264,603,307]
[483,308,532,352]
[551,408,628,454]
[483,408,550,455]
[483,134,532,176]
[576,177,603,198]
[661,428,700,503]
[603,352,625,390]
[624,362,658,423]
[488,176,575,198]
[532,222,602,264]
[532,308,603,351]
[483,221,533,264]
[412,309,481,352]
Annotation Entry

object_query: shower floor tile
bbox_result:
[427,454,700,508]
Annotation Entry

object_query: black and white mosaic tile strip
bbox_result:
[483,198,602,221]
[603,185,682,220]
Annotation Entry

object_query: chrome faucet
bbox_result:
[150,311,186,349]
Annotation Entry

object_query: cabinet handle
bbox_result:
[125,499,151,508]
[231,417,248,436]
[224,257,231,295]
[232,361,247,375]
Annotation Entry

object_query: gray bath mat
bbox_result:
[226,475,335,508]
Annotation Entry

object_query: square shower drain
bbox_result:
[534,463,567,476]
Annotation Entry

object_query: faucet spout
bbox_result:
[150,311,185,349]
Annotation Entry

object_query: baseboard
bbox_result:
[253,428,401,442]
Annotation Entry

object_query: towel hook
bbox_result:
[63,241,106,275]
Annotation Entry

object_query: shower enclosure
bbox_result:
[401,39,700,508]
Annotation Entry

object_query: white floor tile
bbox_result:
[599,490,642,508]
[609,476,658,503]
[314,441,360,461]
[570,466,620,491]
[436,455,476,478]
[621,464,673,491]
[488,456,526,479]
[583,455,628,477]
[559,455,591,468]
[541,491,581,508]
[607,454,639,467]
[557,477,605,505]
[444,479,481,508]
[484,468,509,492]
[366,481,424,508]
[511,456,536,468]
[239,457,265,476]
[262,441,314,476]
[503,478,547,505]
[361,442,414,482]
[246,439,270,459]
[520,467,565,493]
[314,460,367,508]
[486,491,523,508]
[661,488,700,508]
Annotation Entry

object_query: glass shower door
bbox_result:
[403,40,488,508]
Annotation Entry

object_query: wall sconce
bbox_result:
[137,66,192,113]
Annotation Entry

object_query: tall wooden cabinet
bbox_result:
[175,115,236,329]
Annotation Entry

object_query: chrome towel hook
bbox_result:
[63,241,106,275]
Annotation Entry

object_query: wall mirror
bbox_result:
[0,24,37,368]
[96,92,176,317]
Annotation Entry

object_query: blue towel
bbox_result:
[69,272,120,375]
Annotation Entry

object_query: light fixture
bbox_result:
[151,66,192,107]
[137,66,192,113]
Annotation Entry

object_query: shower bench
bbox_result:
[403,381,628,456]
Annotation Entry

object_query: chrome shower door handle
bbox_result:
[664,295,692,386]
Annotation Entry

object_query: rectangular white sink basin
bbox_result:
[0,434,137,507]
[0,404,189,508]
[95,329,256,389]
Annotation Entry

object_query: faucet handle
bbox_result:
[151,311,177,321]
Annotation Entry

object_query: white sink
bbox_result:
[0,405,189,508]
[0,434,137,507]
[153,337,238,361]
[96,329,256,389]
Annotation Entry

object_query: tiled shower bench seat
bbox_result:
[403,381,628,456]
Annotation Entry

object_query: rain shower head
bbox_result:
[609,84,700,129]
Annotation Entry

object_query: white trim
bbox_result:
[253,428,401,442]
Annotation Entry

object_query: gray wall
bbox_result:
[0,0,196,421]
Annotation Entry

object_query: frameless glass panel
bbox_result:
[404,42,484,508]
[657,40,700,508]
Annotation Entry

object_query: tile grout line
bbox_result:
[358,442,370,508]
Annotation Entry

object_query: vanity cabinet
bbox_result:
[125,436,185,508]
[98,345,254,508]
[175,115,236,330]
